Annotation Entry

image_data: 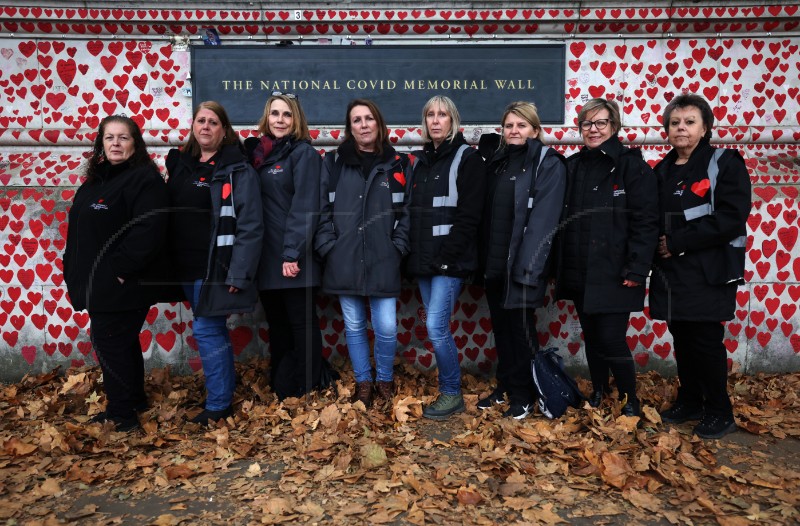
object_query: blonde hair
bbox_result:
[500,101,543,146]
[256,94,310,141]
[420,95,461,144]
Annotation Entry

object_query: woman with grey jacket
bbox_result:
[246,92,324,400]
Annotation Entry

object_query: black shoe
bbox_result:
[621,398,641,417]
[693,415,737,439]
[190,405,233,425]
[502,403,532,420]
[660,402,703,424]
[477,388,506,410]
[90,412,139,432]
[588,390,604,408]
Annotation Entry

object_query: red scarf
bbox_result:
[252,135,278,169]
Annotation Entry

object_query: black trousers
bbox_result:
[669,320,733,418]
[259,287,322,400]
[573,302,637,402]
[89,308,149,419]
[485,280,538,406]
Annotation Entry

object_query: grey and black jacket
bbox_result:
[167,144,263,316]
[481,137,567,309]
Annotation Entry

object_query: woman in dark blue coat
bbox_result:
[247,93,323,400]
[166,101,262,425]
[315,99,412,408]
[478,102,566,420]
[651,94,751,439]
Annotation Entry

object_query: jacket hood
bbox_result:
[656,137,713,174]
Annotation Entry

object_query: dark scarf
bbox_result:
[252,135,279,170]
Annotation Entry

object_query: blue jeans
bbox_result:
[418,276,463,395]
[339,295,397,383]
[183,280,235,410]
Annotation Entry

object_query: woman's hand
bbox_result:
[622,279,641,288]
[657,234,673,259]
[282,261,300,278]
[228,286,240,293]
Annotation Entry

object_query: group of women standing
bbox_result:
[64,92,749,440]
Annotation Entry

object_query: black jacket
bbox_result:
[166,145,263,316]
[247,136,322,290]
[649,140,751,321]
[64,161,169,312]
[555,135,659,313]
[480,137,567,308]
[406,133,486,278]
[315,140,412,297]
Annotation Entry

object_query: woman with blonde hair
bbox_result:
[477,102,566,419]
[406,95,486,420]
[246,92,324,400]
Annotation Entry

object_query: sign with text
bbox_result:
[191,45,565,125]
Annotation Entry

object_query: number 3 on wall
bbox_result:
[294,10,302,21]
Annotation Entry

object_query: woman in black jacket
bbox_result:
[478,101,566,420]
[407,95,486,420]
[166,101,262,425]
[651,94,751,439]
[556,98,659,417]
[247,93,323,400]
[64,115,168,431]
[315,99,412,408]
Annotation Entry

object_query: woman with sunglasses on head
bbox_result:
[246,92,324,400]
[315,99,413,408]
[476,101,566,420]
[555,98,659,417]
[407,95,486,420]
[166,101,263,425]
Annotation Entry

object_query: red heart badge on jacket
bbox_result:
[222,183,231,200]
[691,179,710,198]
[393,172,406,186]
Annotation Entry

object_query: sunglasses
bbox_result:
[272,91,297,100]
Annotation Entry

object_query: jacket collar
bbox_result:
[657,138,713,174]
[580,135,624,164]
[338,139,396,166]
[421,132,467,165]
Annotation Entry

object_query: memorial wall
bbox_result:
[0,1,798,380]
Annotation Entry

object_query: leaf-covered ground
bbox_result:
[1,360,799,525]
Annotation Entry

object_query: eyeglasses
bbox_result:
[272,91,297,99]
[579,119,610,131]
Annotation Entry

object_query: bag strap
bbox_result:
[324,152,345,201]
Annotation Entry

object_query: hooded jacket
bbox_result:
[166,144,263,316]
[555,135,659,313]
[64,160,169,312]
[315,140,412,297]
[406,132,486,278]
[480,137,567,308]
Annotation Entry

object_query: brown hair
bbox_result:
[184,101,240,158]
[256,94,311,141]
[84,115,156,183]
[344,98,389,155]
